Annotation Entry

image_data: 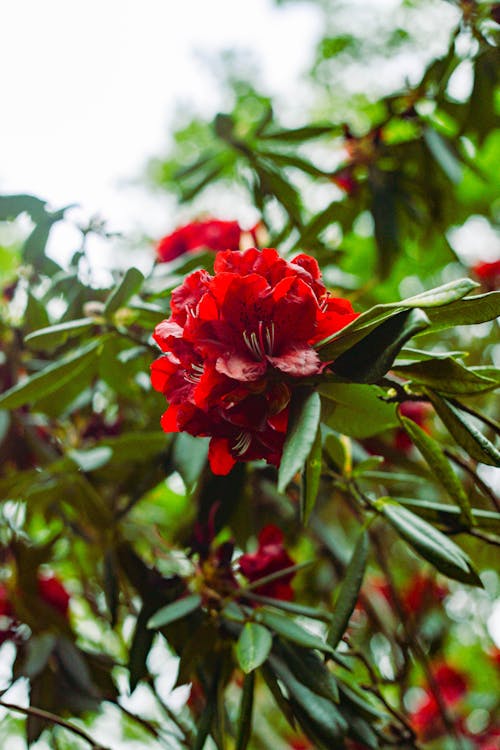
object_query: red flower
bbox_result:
[239,525,295,601]
[410,663,468,740]
[0,583,16,645]
[331,167,358,195]
[37,574,70,618]
[472,260,500,291]
[156,219,244,263]
[151,248,358,474]
[402,573,447,615]
[394,401,432,452]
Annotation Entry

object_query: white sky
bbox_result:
[0,0,320,247]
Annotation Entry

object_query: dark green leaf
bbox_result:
[399,414,473,525]
[67,446,113,472]
[235,672,255,750]
[393,358,497,395]
[331,308,430,383]
[147,594,202,629]
[104,267,144,316]
[236,622,273,674]
[277,641,339,703]
[369,167,399,275]
[258,124,339,141]
[25,318,97,351]
[278,389,321,492]
[20,633,56,679]
[378,500,482,586]
[328,529,368,649]
[320,383,398,438]
[397,498,500,533]
[0,193,47,221]
[427,392,500,467]
[0,338,102,410]
[128,602,156,692]
[301,424,322,524]
[418,291,500,334]
[55,637,100,697]
[257,609,334,655]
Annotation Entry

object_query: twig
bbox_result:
[444,448,500,512]
[468,529,500,548]
[0,699,109,749]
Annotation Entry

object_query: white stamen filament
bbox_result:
[233,431,252,456]
[243,322,275,360]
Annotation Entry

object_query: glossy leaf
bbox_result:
[235,672,255,750]
[104,267,144,316]
[0,338,102,410]
[25,318,97,351]
[278,389,321,492]
[379,500,482,586]
[257,609,334,655]
[236,622,273,674]
[399,414,473,525]
[147,594,202,629]
[331,308,430,383]
[328,529,368,649]
[301,424,322,524]
[320,383,398,438]
[426,393,500,467]
[393,357,497,395]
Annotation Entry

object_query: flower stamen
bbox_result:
[233,431,252,456]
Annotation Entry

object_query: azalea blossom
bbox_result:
[151,247,358,474]
[156,218,246,263]
[239,525,296,601]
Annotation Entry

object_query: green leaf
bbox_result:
[67,446,113,472]
[317,278,478,358]
[20,633,56,679]
[259,124,339,141]
[418,291,500,334]
[397,498,500,533]
[235,672,255,750]
[428,393,500,467]
[257,609,334,655]
[393,358,497,395]
[147,593,202,629]
[301,424,322,524]
[379,500,482,586]
[369,167,399,276]
[104,267,144,316]
[277,641,339,704]
[236,622,273,674]
[25,318,97,351]
[242,594,332,623]
[278,389,321,492]
[399,414,473,526]
[55,637,100,697]
[0,193,47,221]
[128,603,156,692]
[328,530,368,649]
[268,654,347,741]
[0,338,102,410]
[320,383,398,438]
[331,308,430,383]
[424,127,463,183]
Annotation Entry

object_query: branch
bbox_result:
[0,699,109,749]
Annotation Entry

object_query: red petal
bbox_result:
[208,438,236,475]
[267,345,320,377]
[160,405,181,433]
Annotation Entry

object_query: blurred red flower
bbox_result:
[151,247,358,474]
[37,574,71,617]
[410,663,468,740]
[156,219,244,262]
[472,259,500,291]
[394,401,432,452]
[402,572,447,615]
[239,525,296,601]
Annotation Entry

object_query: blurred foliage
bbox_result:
[0,1,499,749]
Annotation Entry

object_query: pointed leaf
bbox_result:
[424,127,463,183]
[418,291,500,334]
[426,393,500,467]
[331,308,430,383]
[399,414,474,526]
[25,318,96,351]
[301,424,322,524]
[328,529,368,649]
[379,500,482,586]
[397,498,500,533]
[235,672,255,750]
[393,357,497,395]
[320,383,398,438]
[278,389,321,492]
[0,338,102,410]
[104,267,144,316]
[147,594,202,629]
[257,609,334,655]
[236,622,273,674]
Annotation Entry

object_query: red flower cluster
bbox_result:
[0,574,70,644]
[239,525,295,601]
[410,663,468,741]
[156,219,247,263]
[151,247,358,474]
[472,259,500,291]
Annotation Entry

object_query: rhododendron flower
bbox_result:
[402,573,447,614]
[156,219,244,263]
[472,259,500,291]
[37,574,70,617]
[239,525,295,601]
[410,663,468,740]
[151,247,358,474]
